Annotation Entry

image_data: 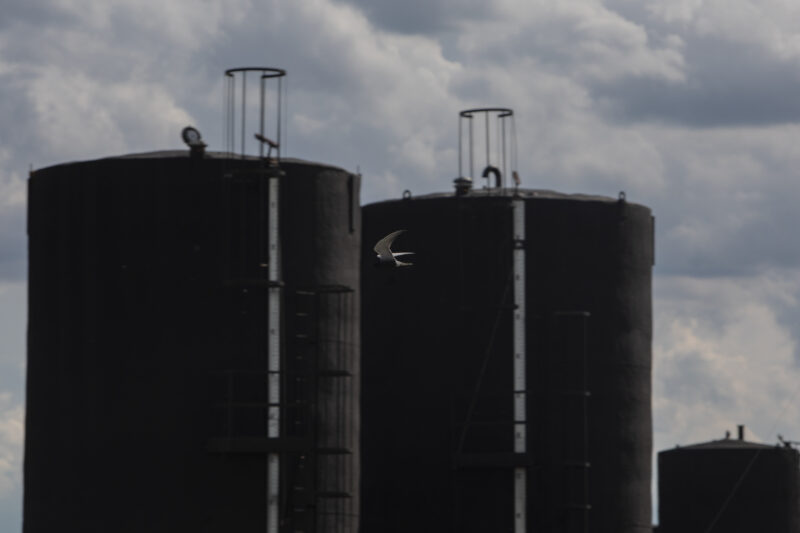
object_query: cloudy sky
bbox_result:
[4,0,800,528]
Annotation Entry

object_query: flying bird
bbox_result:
[374,230,414,267]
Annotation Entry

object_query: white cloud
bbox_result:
[645,0,705,25]
[0,150,25,209]
[688,0,800,58]
[479,1,687,83]
[28,69,195,161]
[366,169,404,200]
[0,281,26,374]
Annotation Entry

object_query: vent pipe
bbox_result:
[738,424,745,441]
[453,176,472,196]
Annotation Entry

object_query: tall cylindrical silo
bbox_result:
[361,187,653,532]
[25,151,360,532]
[658,430,800,533]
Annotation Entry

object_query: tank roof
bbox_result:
[366,187,647,209]
[35,150,352,174]
[663,438,781,452]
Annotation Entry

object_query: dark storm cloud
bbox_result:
[650,143,800,278]
[0,71,37,145]
[0,0,74,31]
[0,71,35,284]
[594,36,800,127]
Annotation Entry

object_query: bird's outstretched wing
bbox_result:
[374,229,406,260]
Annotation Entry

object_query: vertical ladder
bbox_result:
[313,286,355,533]
[288,286,356,533]
[553,311,591,533]
[287,289,318,533]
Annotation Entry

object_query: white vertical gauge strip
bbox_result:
[267,176,281,434]
[268,178,280,281]
[267,453,280,533]
[512,197,526,447]
[515,468,527,532]
[267,175,281,533]
[267,289,280,437]
[512,198,527,533]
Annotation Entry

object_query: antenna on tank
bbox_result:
[224,67,286,161]
[456,107,518,194]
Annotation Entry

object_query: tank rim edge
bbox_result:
[363,188,652,210]
[31,150,355,176]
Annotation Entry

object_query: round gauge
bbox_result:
[181,126,203,146]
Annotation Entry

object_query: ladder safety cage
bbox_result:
[550,311,591,533]
[457,108,518,192]
[224,67,286,161]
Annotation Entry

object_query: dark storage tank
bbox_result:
[658,429,800,533]
[361,188,653,533]
[25,151,360,532]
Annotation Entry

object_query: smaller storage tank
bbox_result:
[658,426,800,533]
